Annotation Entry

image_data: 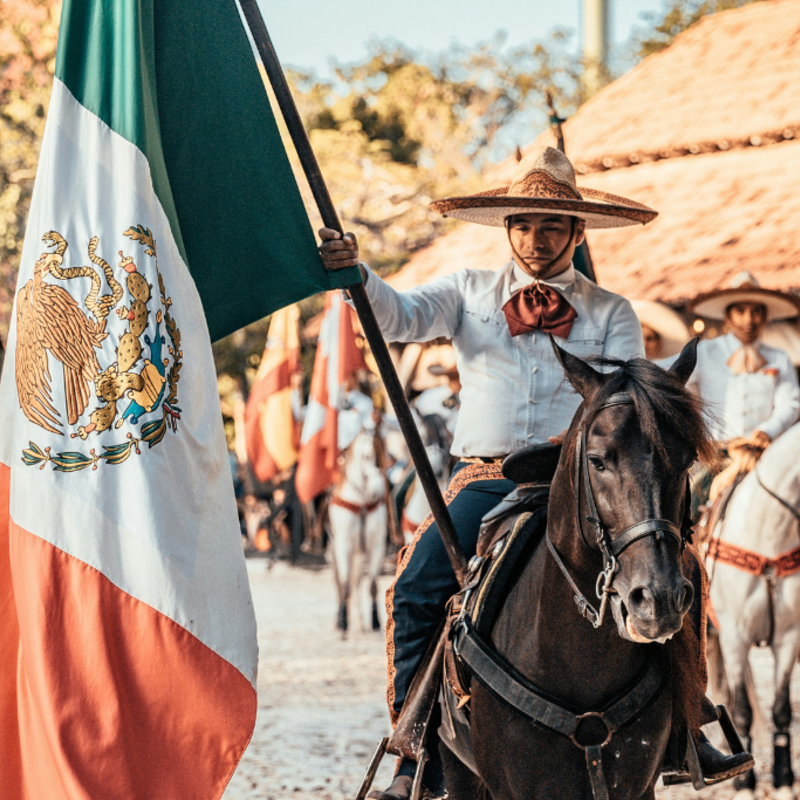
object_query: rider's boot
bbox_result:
[368,772,413,800]
[661,698,754,785]
[694,731,754,783]
[368,750,445,800]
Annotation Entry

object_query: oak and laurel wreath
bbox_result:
[22,226,183,473]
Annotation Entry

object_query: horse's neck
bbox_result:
[336,433,379,504]
[491,474,646,709]
[720,431,800,554]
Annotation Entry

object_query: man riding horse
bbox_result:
[688,272,800,514]
[320,146,751,799]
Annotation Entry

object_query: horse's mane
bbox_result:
[582,357,716,467]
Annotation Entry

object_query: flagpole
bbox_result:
[237,0,469,587]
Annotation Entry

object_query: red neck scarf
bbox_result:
[502,281,578,338]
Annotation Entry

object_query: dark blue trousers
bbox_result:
[387,462,515,720]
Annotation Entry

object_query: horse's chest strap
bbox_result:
[453,619,662,799]
[454,619,662,741]
[330,496,383,515]
[708,539,800,578]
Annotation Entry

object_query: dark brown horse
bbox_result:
[442,340,714,800]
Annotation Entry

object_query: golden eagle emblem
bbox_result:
[19,226,183,472]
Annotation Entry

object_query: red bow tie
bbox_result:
[502,282,578,339]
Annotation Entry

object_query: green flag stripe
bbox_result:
[54,0,187,265]
[54,0,361,342]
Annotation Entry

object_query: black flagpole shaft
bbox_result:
[237,0,468,586]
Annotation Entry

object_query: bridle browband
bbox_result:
[546,391,694,628]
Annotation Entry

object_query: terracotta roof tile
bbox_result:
[492,0,800,177]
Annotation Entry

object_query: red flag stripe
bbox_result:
[0,466,256,800]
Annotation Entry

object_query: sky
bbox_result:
[258,0,669,77]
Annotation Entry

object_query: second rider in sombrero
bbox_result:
[320,146,749,798]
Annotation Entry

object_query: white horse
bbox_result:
[707,422,800,800]
[328,429,388,636]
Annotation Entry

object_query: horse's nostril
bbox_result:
[675,581,694,615]
[627,586,655,617]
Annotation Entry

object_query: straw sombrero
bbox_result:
[630,300,691,358]
[690,271,800,322]
[430,146,658,229]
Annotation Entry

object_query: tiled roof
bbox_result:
[389,0,800,304]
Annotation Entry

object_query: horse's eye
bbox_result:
[588,456,605,472]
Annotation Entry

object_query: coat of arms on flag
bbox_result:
[18,227,182,471]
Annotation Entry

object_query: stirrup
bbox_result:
[661,704,750,789]
[354,739,429,800]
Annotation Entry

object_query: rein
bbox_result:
[755,466,800,524]
[547,392,693,629]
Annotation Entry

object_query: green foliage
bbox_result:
[632,0,763,58]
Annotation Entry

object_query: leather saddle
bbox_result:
[500,442,562,485]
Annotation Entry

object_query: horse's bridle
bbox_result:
[546,392,694,629]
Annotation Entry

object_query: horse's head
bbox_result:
[552,338,713,644]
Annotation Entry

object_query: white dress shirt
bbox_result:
[687,333,800,441]
[358,260,644,457]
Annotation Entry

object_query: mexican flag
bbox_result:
[0,1,358,797]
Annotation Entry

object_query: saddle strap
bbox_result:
[755,467,800,524]
[585,746,609,800]
[330,496,384,515]
[454,619,663,800]
[454,618,663,740]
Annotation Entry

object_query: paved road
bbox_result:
[224,559,800,800]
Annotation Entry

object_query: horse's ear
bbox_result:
[550,334,604,399]
[669,337,699,386]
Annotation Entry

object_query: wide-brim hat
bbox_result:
[690,271,800,322]
[630,300,691,359]
[430,146,658,229]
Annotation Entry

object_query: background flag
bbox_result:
[245,304,301,483]
[0,0,358,796]
[295,293,366,503]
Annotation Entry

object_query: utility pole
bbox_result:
[583,0,609,98]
